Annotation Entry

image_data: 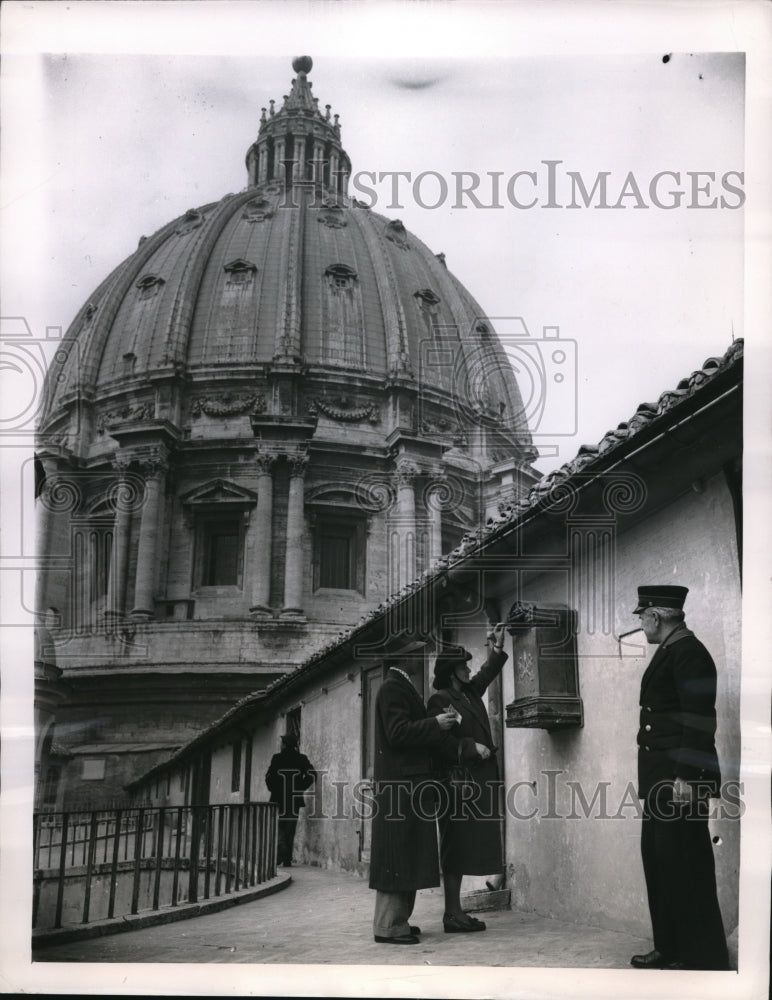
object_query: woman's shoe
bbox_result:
[443,913,486,933]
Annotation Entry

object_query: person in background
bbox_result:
[265,732,316,867]
[628,585,729,971]
[426,623,508,933]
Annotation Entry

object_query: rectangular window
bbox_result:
[195,516,244,588]
[285,706,301,741]
[231,740,242,793]
[42,766,61,808]
[313,514,365,595]
[82,758,105,781]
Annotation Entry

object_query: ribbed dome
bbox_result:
[44,189,528,432]
[40,58,534,467]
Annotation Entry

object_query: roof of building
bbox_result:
[128,337,743,789]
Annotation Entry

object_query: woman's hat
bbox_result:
[433,644,473,686]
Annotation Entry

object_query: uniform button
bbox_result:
[646,706,652,713]
[645,724,652,732]
[644,746,650,751]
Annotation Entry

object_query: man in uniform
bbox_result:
[368,640,486,945]
[265,732,316,867]
[629,585,730,971]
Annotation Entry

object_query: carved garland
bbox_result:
[97,402,153,434]
[191,393,266,418]
[308,397,380,424]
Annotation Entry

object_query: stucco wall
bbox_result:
[501,472,741,937]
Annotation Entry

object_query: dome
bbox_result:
[40,59,534,471]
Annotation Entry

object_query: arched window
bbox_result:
[321,265,365,368]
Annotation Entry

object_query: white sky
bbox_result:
[1,3,770,999]
[0,4,750,473]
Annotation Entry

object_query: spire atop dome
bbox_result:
[246,56,351,196]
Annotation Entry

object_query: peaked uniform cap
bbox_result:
[632,585,689,614]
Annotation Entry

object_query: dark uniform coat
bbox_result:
[426,649,507,875]
[636,625,728,970]
[265,747,316,818]
[637,627,721,798]
[368,669,478,893]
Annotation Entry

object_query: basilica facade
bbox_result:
[34,57,539,807]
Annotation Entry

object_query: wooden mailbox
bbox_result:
[504,601,583,731]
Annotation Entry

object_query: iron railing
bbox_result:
[33,802,278,931]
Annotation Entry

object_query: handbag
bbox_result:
[447,763,475,791]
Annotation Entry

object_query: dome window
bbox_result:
[324,263,357,292]
[415,289,447,344]
[415,288,440,307]
[224,259,258,285]
[243,199,273,224]
[135,274,165,300]
[320,265,364,368]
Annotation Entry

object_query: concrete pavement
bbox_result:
[33,863,663,968]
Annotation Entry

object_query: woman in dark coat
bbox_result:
[426,624,508,933]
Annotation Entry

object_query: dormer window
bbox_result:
[224,259,257,285]
[324,263,357,292]
[415,288,440,307]
[136,274,164,300]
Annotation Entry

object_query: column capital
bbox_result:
[394,460,420,488]
[136,445,170,479]
[110,450,135,474]
[286,451,309,478]
[255,449,279,475]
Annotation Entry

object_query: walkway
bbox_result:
[34,864,657,967]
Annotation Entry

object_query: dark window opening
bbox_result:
[196,516,244,587]
[313,514,365,594]
[285,706,301,741]
[231,740,242,793]
[42,766,60,809]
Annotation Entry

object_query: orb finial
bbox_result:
[292,55,313,75]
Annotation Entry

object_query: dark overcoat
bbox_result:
[265,748,316,818]
[426,649,507,875]
[637,628,721,799]
[635,626,729,969]
[368,669,478,892]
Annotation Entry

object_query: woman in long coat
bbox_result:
[426,624,508,933]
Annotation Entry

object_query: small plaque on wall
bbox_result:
[505,602,583,731]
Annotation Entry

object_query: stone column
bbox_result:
[426,478,445,566]
[282,452,308,617]
[292,138,305,183]
[250,451,276,617]
[329,151,340,195]
[36,470,80,628]
[35,466,57,620]
[131,448,169,620]
[392,463,418,592]
[257,145,268,184]
[105,454,134,620]
[275,138,286,184]
[312,140,325,185]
